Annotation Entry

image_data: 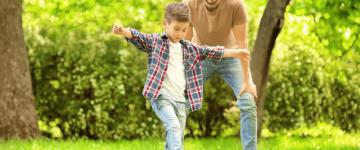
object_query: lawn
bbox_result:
[1,134,359,150]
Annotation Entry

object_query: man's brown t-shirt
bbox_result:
[184,0,247,49]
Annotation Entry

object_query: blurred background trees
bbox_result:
[22,0,359,139]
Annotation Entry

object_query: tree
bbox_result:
[290,0,360,56]
[0,0,39,138]
[250,0,290,139]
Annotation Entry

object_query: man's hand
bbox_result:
[240,83,257,99]
[112,23,123,35]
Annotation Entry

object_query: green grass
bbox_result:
[1,134,359,150]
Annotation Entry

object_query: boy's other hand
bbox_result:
[240,83,257,100]
[112,23,123,35]
[237,49,250,62]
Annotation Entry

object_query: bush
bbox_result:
[263,15,360,132]
[25,0,167,139]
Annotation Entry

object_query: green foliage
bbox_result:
[25,0,167,139]
[285,122,346,138]
[289,0,360,56]
[186,76,239,137]
[264,12,360,132]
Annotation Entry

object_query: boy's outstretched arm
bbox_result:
[191,44,257,98]
[112,24,133,38]
[112,23,155,53]
[223,49,257,98]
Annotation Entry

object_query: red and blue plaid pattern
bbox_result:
[126,29,224,111]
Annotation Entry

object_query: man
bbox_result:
[183,0,257,149]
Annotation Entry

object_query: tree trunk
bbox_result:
[250,0,290,140]
[0,0,39,139]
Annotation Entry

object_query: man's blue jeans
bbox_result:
[151,95,190,150]
[202,58,257,150]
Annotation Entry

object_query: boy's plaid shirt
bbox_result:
[126,29,224,111]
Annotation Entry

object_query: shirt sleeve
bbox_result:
[192,43,224,61]
[232,0,248,26]
[125,28,156,53]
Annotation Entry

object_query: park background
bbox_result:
[0,0,359,149]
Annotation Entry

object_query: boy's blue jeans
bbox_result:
[151,95,190,150]
[202,58,257,150]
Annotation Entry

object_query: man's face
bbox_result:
[164,20,189,43]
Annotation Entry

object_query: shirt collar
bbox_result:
[160,32,186,45]
[160,32,168,39]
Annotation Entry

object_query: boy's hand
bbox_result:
[112,23,123,35]
[240,82,258,99]
[111,23,133,38]
[237,49,250,62]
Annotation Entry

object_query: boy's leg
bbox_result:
[218,58,257,150]
[151,95,185,150]
[175,101,190,147]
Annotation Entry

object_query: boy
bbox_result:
[112,2,253,150]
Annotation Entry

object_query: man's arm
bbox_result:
[185,24,193,41]
[232,22,257,98]
[233,23,248,48]
[223,47,257,98]
[233,23,250,84]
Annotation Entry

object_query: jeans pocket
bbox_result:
[150,100,158,112]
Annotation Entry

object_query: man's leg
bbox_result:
[218,58,257,150]
[237,93,257,150]
[201,59,217,82]
[151,96,183,150]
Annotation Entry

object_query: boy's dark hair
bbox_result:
[165,3,190,23]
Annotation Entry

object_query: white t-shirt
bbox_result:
[159,41,187,102]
